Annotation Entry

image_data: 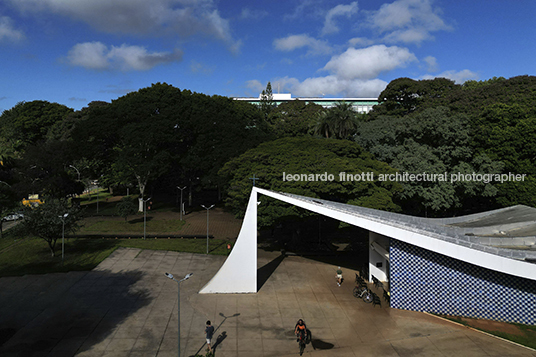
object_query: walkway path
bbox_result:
[0,248,534,356]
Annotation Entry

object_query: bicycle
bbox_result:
[353,283,373,303]
[297,330,307,355]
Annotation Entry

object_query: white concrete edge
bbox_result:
[199,191,257,294]
[255,188,536,281]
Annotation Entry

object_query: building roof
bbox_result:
[255,188,536,280]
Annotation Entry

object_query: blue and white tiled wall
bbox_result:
[390,239,536,325]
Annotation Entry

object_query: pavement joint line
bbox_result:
[423,312,536,352]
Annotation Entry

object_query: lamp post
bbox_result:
[165,272,193,357]
[143,197,152,239]
[201,204,214,254]
[59,213,69,265]
[69,165,80,181]
[177,186,186,221]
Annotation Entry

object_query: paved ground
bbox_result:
[0,248,534,357]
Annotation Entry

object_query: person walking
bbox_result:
[205,320,215,353]
[336,266,343,286]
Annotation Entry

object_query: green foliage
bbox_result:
[0,100,73,156]
[355,107,503,215]
[374,77,459,117]
[70,83,271,195]
[260,81,275,116]
[220,137,402,227]
[15,198,83,257]
[267,100,323,137]
[116,196,137,221]
[312,102,361,139]
[369,75,536,211]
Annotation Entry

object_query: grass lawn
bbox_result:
[436,314,536,350]
[79,218,187,234]
[0,235,229,278]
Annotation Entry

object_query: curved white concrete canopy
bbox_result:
[200,188,536,294]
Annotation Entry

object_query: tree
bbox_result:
[312,102,361,139]
[267,100,323,138]
[219,136,402,228]
[260,82,275,116]
[14,140,84,199]
[0,100,73,156]
[116,196,137,221]
[113,120,174,211]
[373,77,459,117]
[16,198,82,257]
[355,107,504,216]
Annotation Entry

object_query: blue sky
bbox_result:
[0,0,534,112]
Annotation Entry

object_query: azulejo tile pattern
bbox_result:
[390,239,536,325]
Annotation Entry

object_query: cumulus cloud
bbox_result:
[273,75,387,98]
[348,37,374,47]
[8,0,238,49]
[0,16,25,43]
[66,42,183,71]
[273,34,332,56]
[245,80,264,93]
[323,45,417,79]
[421,69,478,84]
[422,55,438,72]
[321,2,358,36]
[267,44,418,98]
[367,0,452,44]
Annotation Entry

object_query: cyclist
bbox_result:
[294,319,307,341]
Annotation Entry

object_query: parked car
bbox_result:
[2,213,24,221]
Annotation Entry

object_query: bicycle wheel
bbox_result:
[299,341,305,355]
[362,291,373,303]
[353,286,360,298]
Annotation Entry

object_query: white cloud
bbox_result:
[367,0,452,44]
[267,44,418,98]
[422,55,438,72]
[0,16,25,43]
[190,60,213,75]
[66,42,183,71]
[323,45,417,79]
[321,2,358,36]
[245,80,263,93]
[348,37,374,47]
[273,75,387,98]
[421,69,478,84]
[8,0,238,49]
[273,34,332,56]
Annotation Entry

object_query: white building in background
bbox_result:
[232,93,378,113]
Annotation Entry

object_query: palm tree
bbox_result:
[311,102,359,139]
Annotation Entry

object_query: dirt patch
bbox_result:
[79,207,242,240]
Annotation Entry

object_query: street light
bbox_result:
[165,272,193,357]
[59,213,69,265]
[143,197,152,239]
[69,165,80,181]
[177,186,186,221]
[201,205,214,254]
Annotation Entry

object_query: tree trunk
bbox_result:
[136,174,147,212]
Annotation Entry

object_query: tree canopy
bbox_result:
[355,107,504,215]
[219,136,402,228]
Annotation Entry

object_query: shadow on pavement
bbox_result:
[191,312,239,357]
[257,253,285,291]
[0,270,152,357]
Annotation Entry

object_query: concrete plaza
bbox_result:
[0,247,534,357]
